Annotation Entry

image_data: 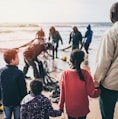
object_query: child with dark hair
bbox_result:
[0,49,27,119]
[20,79,62,119]
[58,49,101,119]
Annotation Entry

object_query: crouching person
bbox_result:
[20,79,62,119]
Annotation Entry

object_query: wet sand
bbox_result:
[0,48,118,119]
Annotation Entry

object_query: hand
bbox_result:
[94,80,99,88]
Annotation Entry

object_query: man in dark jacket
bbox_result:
[0,49,27,119]
[69,26,83,50]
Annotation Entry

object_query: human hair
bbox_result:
[30,79,43,96]
[70,49,85,81]
[38,29,45,37]
[110,2,118,23]
[49,26,55,33]
[3,49,18,64]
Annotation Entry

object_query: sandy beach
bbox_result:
[0,46,118,119]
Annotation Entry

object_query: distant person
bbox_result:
[83,24,93,54]
[58,49,101,119]
[69,26,83,50]
[35,28,45,43]
[20,79,62,119]
[23,31,53,79]
[0,49,27,119]
[93,2,118,119]
[48,26,63,59]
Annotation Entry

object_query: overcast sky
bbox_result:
[0,0,117,23]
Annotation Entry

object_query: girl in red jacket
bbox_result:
[58,49,100,119]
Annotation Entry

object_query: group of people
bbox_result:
[69,24,93,54]
[18,23,92,79]
[0,2,118,119]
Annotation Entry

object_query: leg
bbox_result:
[3,106,12,119]
[84,43,89,54]
[23,59,30,76]
[99,85,118,119]
[36,59,45,79]
[25,57,40,78]
[52,46,55,60]
[55,45,58,58]
[13,106,20,119]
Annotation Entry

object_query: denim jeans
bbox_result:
[3,106,20,119]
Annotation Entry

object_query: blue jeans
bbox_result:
[3,106,20,119]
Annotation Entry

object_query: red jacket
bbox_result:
[58,69,101,117]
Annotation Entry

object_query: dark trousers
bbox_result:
[23,57,45,78]
[99,84,118,119]
[84,43,90,54]
[68,115,86,119]
[52,45,58,59]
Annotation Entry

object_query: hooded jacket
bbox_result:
[20,93,62,119]
[94,21,118,91]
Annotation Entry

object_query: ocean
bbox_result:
[0,22,112,73]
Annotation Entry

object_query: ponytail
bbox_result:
[70,49,85,81]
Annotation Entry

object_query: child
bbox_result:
[0,49,27,119]
[20,79,62,119]
[58,49,101,119]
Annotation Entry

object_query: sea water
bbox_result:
[0,22,112,73]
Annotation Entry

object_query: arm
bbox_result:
[85,71,101,98]
[58,72,65,111]
[58,32,63,44]
[20,105,27,119]
[17,71,27,100]
[69,32,72,44]
[93,33,115,83]
[44,97,62,117]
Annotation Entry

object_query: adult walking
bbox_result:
[93,2,118,119]
[69,26,82,50]
[83,24,93,54]
[48,26,63,59]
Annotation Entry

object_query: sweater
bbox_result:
[58,69,100,117]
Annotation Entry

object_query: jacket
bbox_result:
[20,93,62,119]
[0,65,27,106]
[94,21,118,91]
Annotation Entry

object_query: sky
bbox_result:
[0,0,117,23]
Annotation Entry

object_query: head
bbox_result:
[3,49,19,65]
[87,24,91,30]
[38,28,45,37]
[30,80,43,96]
[110,2,118,23]
[70,49,85,81]
[49,26,55,33]
[70,49,85,67]
[73,26,78,32]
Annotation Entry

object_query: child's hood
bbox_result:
[21,94,35,105]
